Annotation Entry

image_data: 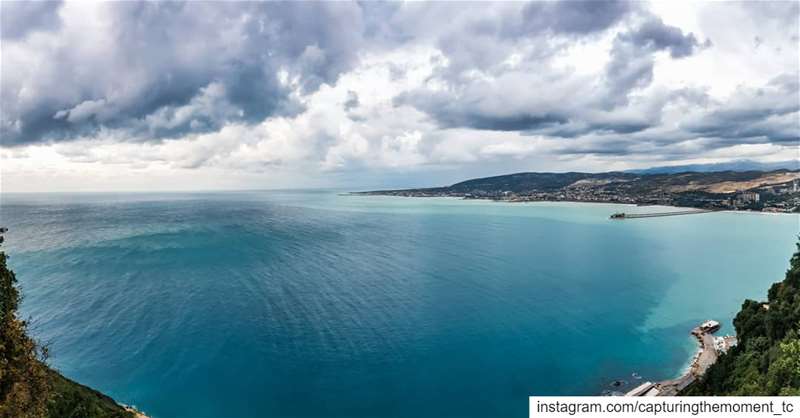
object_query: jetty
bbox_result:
[625,320,727,397]
[610,209,711,220]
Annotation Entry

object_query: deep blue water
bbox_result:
[1,190,797,418]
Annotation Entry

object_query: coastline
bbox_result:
[348,193,800,216]
[625,322,725,397]
[124,406,150,418]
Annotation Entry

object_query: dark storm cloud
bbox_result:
[461,113,568,132]
[1,0,798,166]
[554,74,799,159]
[0,1,64,39]
[517,0,633,35]
[622,17,703,58]
[393,88,570,131]
[434,1,636,78]
[683,75,800,144]
[558,139,638,156]
[396,84,662,138]
[391,0,796,162]
[547,120,652,137]
[603,17,704,106]
[1,1,366,146]
[396,9,706,138]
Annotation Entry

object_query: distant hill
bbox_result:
[446,171,635,193]
[630,160,799,174]
[358,169,800,211]
[363,169,800,196]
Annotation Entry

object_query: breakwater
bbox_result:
[611,210,712,219]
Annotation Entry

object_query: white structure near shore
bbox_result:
[625,320,726,396]
[625,381,660,397]
[714,336,738,354]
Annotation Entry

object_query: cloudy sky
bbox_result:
[1,1,798,192]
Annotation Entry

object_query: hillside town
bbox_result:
[480,178,800,213]
[362,172,800,213]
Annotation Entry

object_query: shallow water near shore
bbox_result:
[2,190,797,418]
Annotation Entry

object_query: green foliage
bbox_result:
[0,249,50,418]
[766,339,800,394]
[46,370,134,418]
[0,231,135,418]
[687,239,800,396]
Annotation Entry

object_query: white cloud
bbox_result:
[1,1,797,192]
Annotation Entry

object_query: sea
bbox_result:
[1,190,797,418]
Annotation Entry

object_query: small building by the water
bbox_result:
[714,335,738,353]
[700,320,720,333]
[644,386,661,396]
[625,382,654,397]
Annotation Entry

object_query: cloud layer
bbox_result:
[1,1,798,191]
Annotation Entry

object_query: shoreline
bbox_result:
[348,193,800,216]
[625,322,727,397]
[123,406,150,418]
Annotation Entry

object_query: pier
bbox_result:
[610,210,712,220]
[625,320,723,397]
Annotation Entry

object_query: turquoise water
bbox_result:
[1,190,797,418]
